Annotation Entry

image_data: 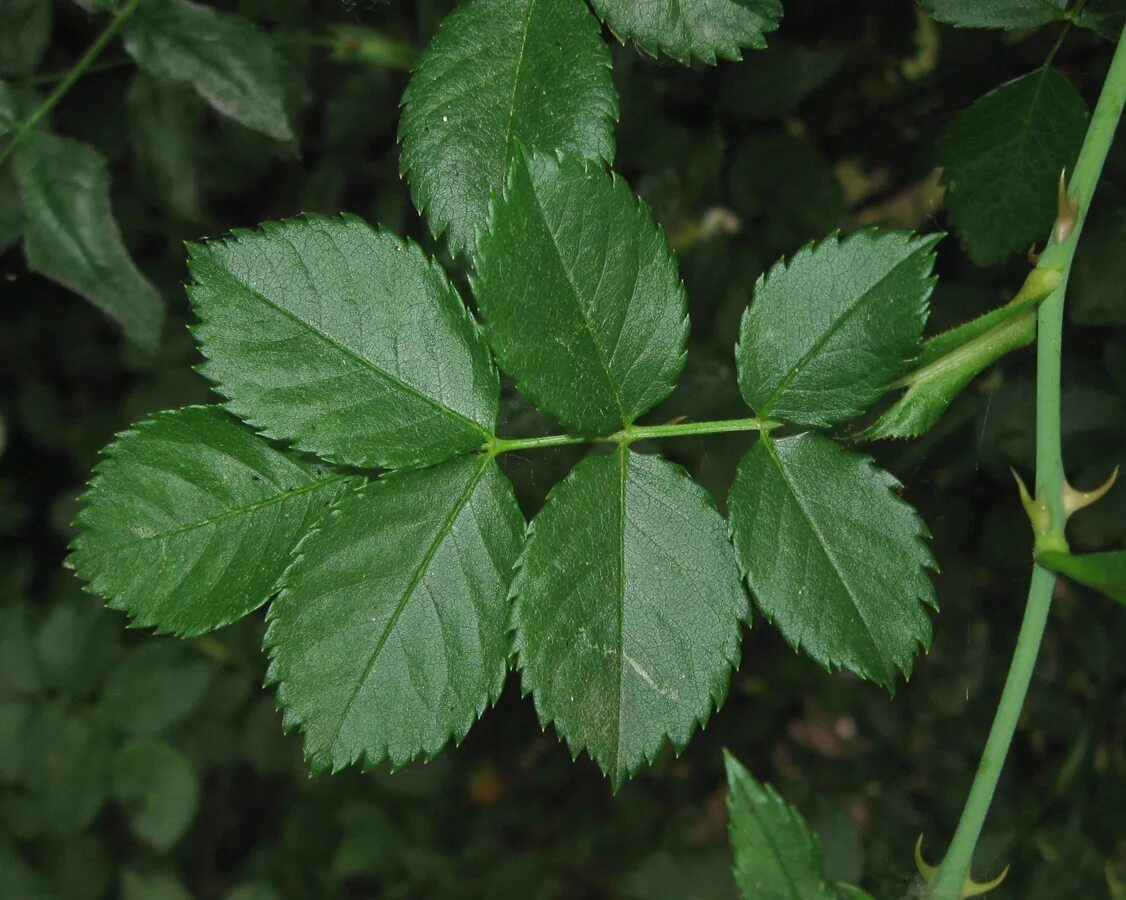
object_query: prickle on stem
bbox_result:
[915,835,1011,898]
[1053,169,1079,246]
[1062,466,1119,518]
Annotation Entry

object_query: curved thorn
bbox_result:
[1012,467,1034,511]
[915,834,938,884]
[1063,466,1119,517]
[1011,467,1051,534]
[961,863,1010,897]
[1053,169,1079,245]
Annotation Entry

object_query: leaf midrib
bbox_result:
[326,458,490,757]
[525,168,631,427]
[761,437,892,681]
[613,447,627,775]
[499,0,536,175]
[203,259,490,441]
[760,241,927,418]
[740,792,807,900]
[94,473,349,554]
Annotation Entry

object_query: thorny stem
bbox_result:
[925,23,1126,900]
[0,0,145,171]
[487,417,776,457]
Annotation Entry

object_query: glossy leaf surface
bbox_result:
[70,406,349,637]
[591,0,782,64]
[737,230,939,428]
[266,455,525,772]
[188,216,498,469]
[513,448,748,787]
[726,751,852,900]
[729,433,936,688]
[475,151,687,434]
[399,0,616,258]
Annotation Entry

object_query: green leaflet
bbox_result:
[729,433,936,689]
[122,0,293,142]
[266,455,525,772]
[921,0,1068,29]
[725,751,866,900]
[399,0,617,258]
[937,68,1088,266]
[69,406,350,638]
[475,151,688,434]
[512,448,748,787]
[13,132,165,352]
[112,739,199,852]
[0,0,51,77]
[591,0,782,65]
[737,230,940,428]
[188,215,499,469]
[1038,550,1126,604]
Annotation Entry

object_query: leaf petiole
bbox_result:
[487,416,777,457]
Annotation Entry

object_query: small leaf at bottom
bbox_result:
[725,750,843,900]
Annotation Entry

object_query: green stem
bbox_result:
[0,0,144,171]
[925,24,1126,900]
[488,417,773,457]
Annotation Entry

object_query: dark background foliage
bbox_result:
[1,1,1123,898]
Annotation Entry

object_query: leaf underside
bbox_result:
[266,455,525,773]
[737,230,940,428]
[69,406,350,638]
[513,448,748,787]
[729,433,936,689]
[591,0,783,64]
[475,150,688,434]
[937,67,1088,266]
[188,214,499,469]
[13,132,164,352]
[399,0,617,258]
